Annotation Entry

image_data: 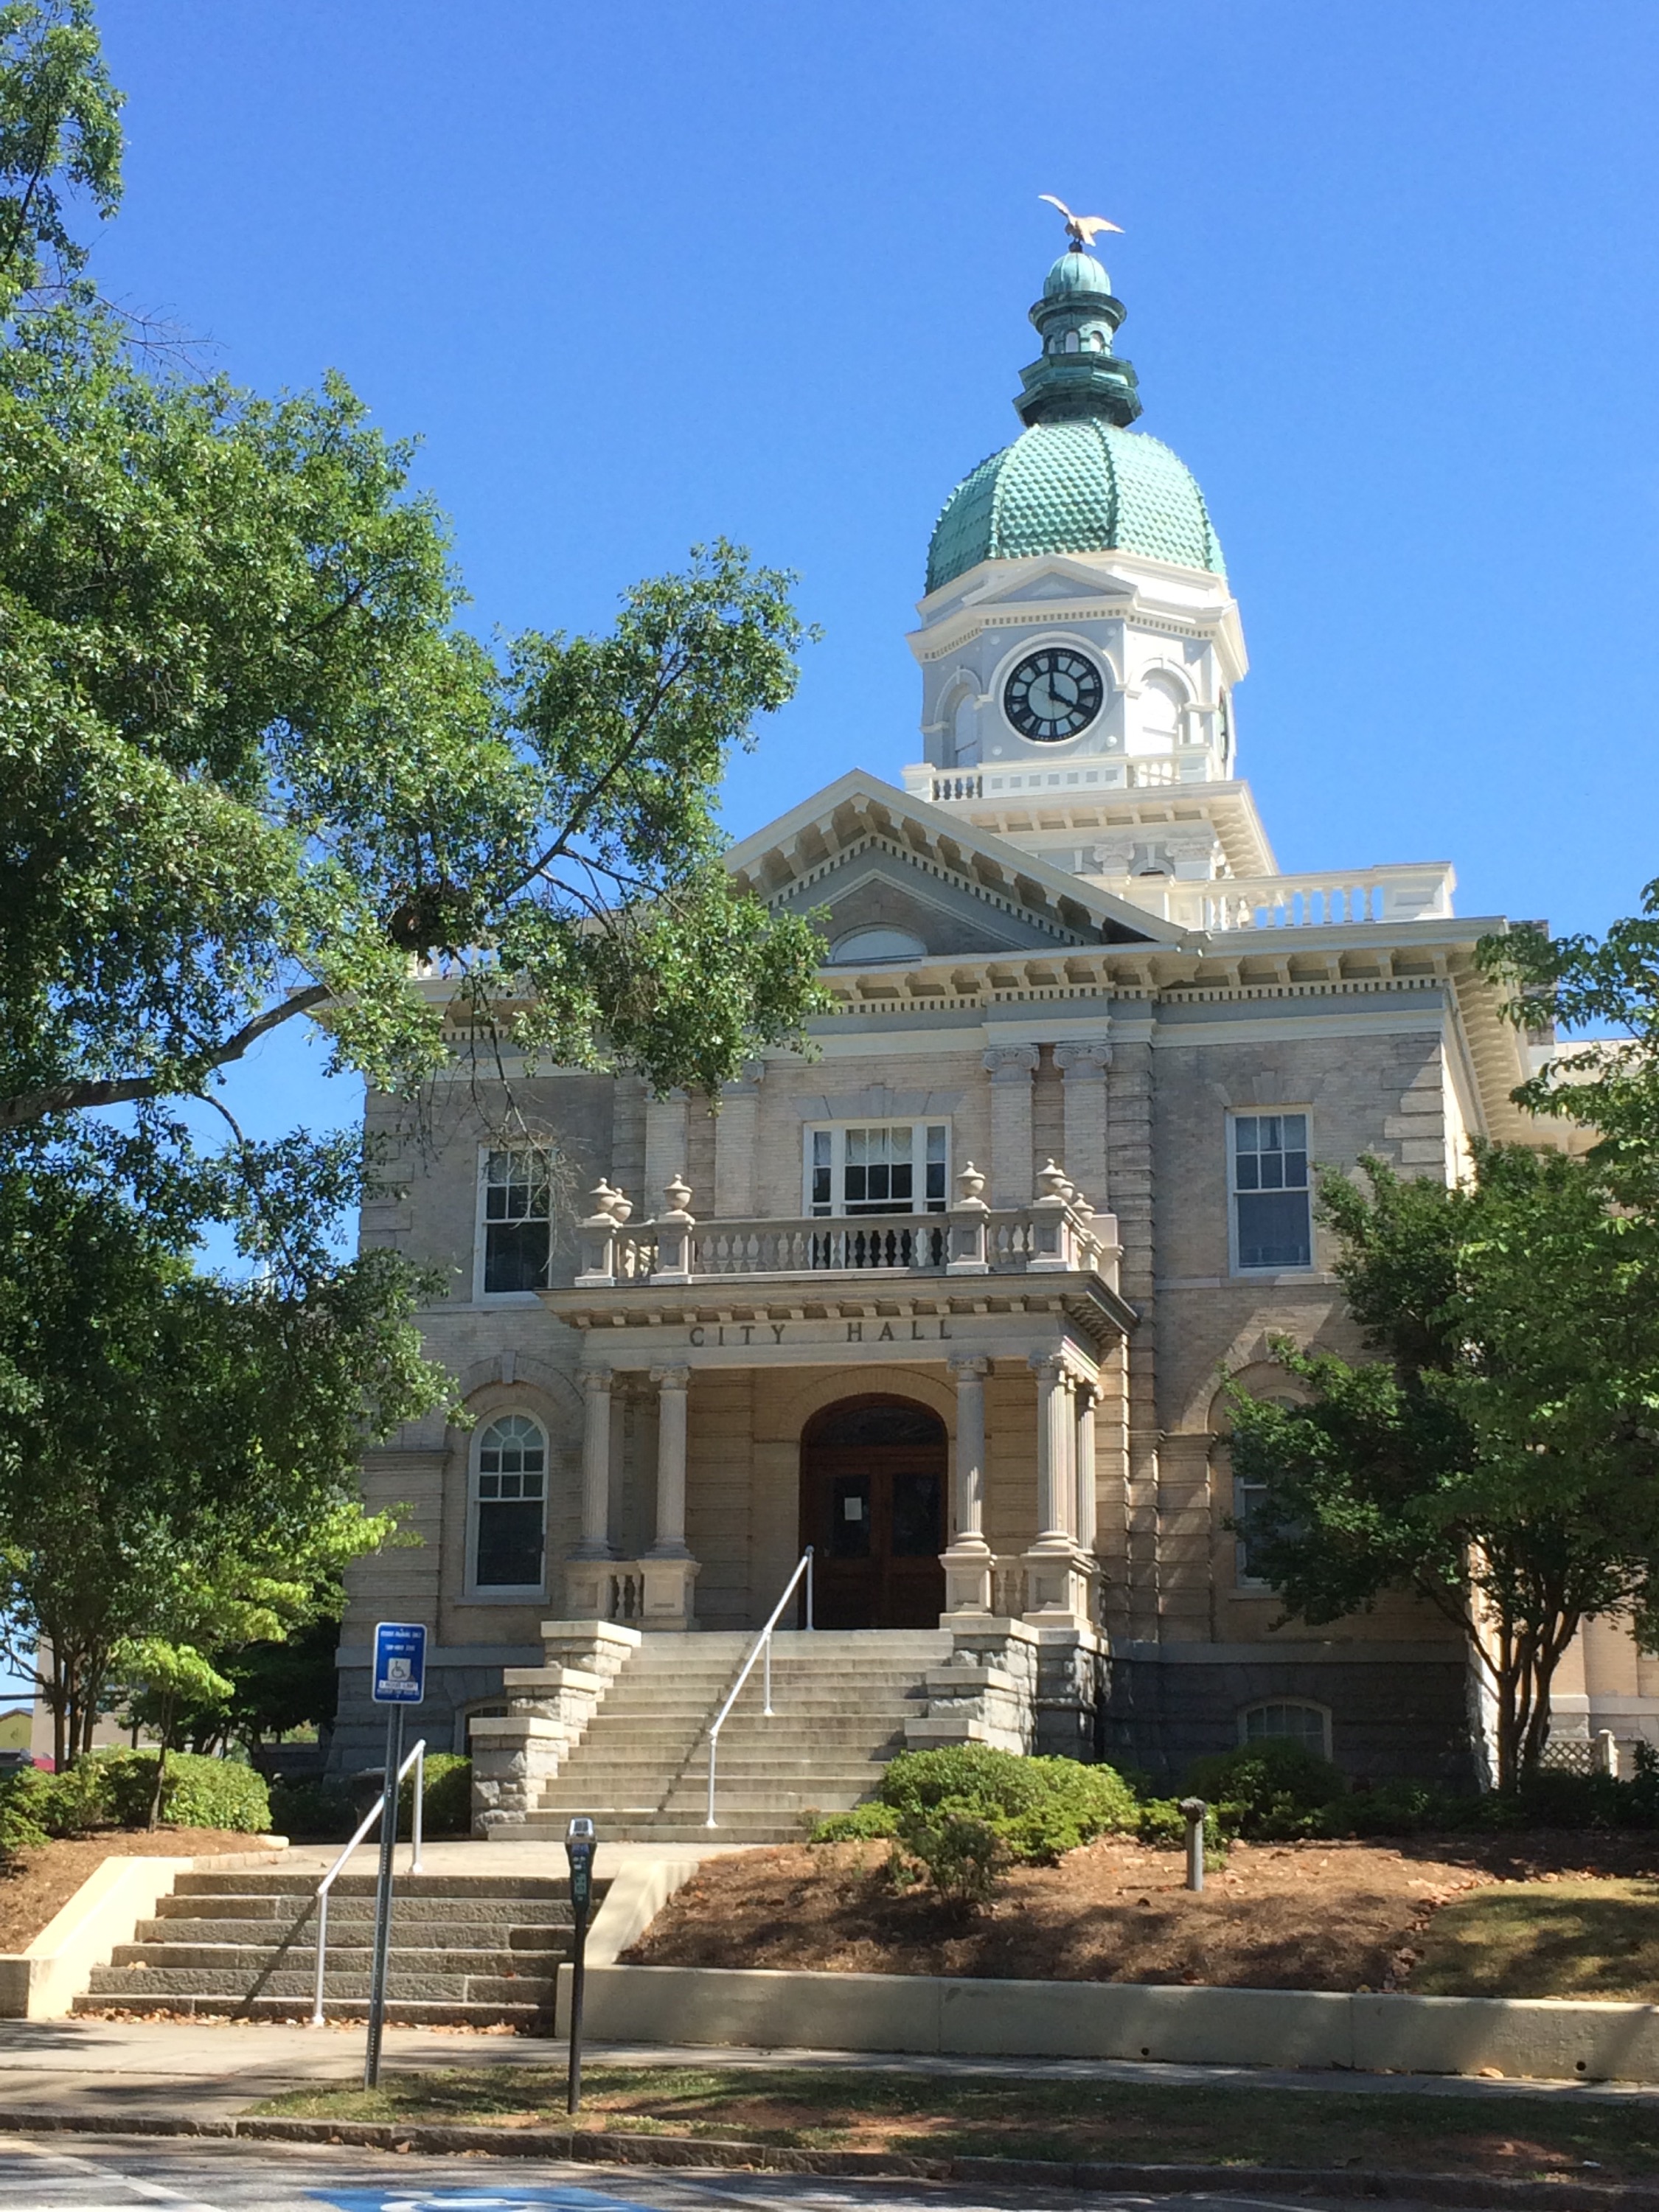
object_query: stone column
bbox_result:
[648,1365,691,1557]
[713,1061,765,1217]
[641,1363,698,1630]
[982,1043,1040,1208]
[1029,1353,1071,1548]
[1055,1040,1111,1210]
[644,1090,689,1212]
[573,1368,615,1559]
[1075,1380,1098,1556]
[939,1355,994,1616]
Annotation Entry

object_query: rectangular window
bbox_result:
[1234,1476,1270,1585]
[481,1149,552,1295]
[473,1415,546,1590]
[1231,1112,1312,1271]
[805,1123,949,1217]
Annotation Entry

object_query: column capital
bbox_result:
[948,1353,991,1381]
[1028,1349,1069,1384]
[983,1042,1040,1082]
[581,1365,613,1397]
[650,1363,692,1390]
[1055,1040,1112,1077]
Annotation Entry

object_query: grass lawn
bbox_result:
[1412,1879,1659,1999]
[252,2065,1659,2182]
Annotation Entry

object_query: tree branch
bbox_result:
[0,982,335,1132]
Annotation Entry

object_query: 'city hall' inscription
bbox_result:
[685,1319,953,1347]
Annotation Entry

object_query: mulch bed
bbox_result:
[622,1831,1659,1992]
[0,1829,271,1952]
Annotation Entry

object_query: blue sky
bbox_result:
[81,0,1659,1161]
[13,0,1655,1715]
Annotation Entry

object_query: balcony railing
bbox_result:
[1175,864,1455,932]
[568,1164,1119,1293]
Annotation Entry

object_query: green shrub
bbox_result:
[267,1774,354,1841]
[400,1752,471,1837]
[30,1757,119,1834]
[894,1809,1005,1912]
[809,1802,899,1843]
[0,1768,49,1855]
[875,1745,1138,1864]
[1185,1739,1346,1837]
[92,1749,270,1832]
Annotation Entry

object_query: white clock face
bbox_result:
[1003,648,1104,742]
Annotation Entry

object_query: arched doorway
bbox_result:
[799,1397,947,1629]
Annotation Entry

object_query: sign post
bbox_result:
[364,1621,425,2090]
[564,1815,596,2115]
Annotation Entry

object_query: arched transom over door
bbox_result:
[799,1397,947,1630]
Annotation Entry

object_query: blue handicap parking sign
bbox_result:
[372,1619,426,1705]
[311,2189,654,2212]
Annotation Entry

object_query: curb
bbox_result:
[0,2109,1654,2211]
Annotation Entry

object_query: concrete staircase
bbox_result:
[519,1627,953,1844]
[75,1867,592,2027]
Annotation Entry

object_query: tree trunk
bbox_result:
[145,1691,175,1832]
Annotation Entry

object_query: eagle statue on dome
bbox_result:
[1038,195,1123,250]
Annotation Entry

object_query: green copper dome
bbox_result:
[925,246,1225,593]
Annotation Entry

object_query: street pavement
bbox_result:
[2,2016,1659,2121]
[0,2132,1492,2212]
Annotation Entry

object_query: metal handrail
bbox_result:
[308,1736,425,2027]
[705,1547,813,1829]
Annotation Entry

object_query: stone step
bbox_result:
[85,1965,550,2004]
[136,1916,567,1950]
[170,1871,577,1901]
[151,1896,577,1929]
[74,1992,553,2027]
[111,1940,561,1975]
[512,1817,804,1844]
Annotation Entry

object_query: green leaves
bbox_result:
[1228,1147,1659,1787]
[0,1,121,309]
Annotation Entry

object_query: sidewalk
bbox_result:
[4,2013,1659,2126]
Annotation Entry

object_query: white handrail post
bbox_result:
[703,1547,811,1831]
[705,1717,720,1829]
[310,1889,328,2027]
[805,1544,814,1629]
[762,1630,773,1717]
[410,1739,425,1874]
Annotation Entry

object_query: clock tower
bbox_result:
[905,234,1268,891]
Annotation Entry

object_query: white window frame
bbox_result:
[473,1146,553,1303]
[1232,1472,1272,1590]
[802,1119,951,1219]
[1238,1699,1332,1761]
[1227,1109,1314,1276]
[465,1411,549,1600]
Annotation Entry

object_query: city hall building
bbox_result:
[330,232,1652,1810]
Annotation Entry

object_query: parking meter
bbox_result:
[565,1817,597,2114]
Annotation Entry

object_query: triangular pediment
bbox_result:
[964,555,1135,611]
[724,770,1186,953]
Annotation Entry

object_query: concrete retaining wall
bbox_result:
[0,1846,285,2020]
[579,1960,1659,2084]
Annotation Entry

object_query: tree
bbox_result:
[1481,895,1659,1198]
[1228,1147,1659,1790]
[0,1149,450,1771]
[0,6,828,1157]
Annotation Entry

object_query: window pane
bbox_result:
[891,1469,942,1557]
[926,1126,947,1161]
[1234,1119,1260,1153]
[1244,1703,1326,1756]
[1235,1155,1259,1191]
[1237,1189,1312,1270]
[1234,1480,1267,1580]
[476,1500,543,1587]
[484,1220,550,1293]
[813,1131,831,1165]
[1282,1114,1307,1150]
[830,1473,872,1558]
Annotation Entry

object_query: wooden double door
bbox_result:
[799,1397,947,1630]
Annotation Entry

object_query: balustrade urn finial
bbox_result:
[1037,1159,1070,1206]
[661,1174,694,1220]
[584,1179,622,1226]
[954,1161,989,1209]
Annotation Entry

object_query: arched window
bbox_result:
[1240,1700,1330,1759]
[950,689,978,762]
[471,1413,547,1593]
[829,927,928,964]
[1128,674,1185,757]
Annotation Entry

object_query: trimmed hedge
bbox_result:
[400,1752,471,1837]
[810,1745,1139,1869]
[0,1749,270,1854]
